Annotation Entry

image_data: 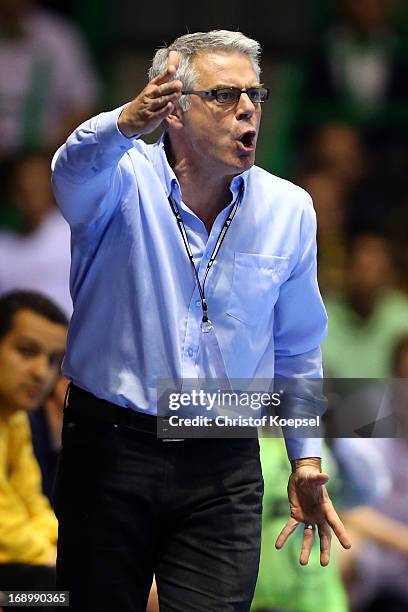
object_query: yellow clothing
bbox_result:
[0,410,57,565]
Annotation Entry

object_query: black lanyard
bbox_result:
[168,184,244,332]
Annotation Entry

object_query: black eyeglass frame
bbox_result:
[181,86,270,104]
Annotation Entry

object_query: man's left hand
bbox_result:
[275,459,351,566]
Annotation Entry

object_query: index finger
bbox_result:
[153,50,180,86]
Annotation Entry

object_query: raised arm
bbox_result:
[51,51,182,227]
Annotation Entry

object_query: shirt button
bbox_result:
[195,300,201,308]
[205,251,211,260]
[187,348,194,357]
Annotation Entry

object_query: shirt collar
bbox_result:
[230,170,249,199]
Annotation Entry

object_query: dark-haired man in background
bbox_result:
[0,291,67,596]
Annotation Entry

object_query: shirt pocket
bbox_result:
[226,252,290,326]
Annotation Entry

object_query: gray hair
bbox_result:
[148,30,261,112]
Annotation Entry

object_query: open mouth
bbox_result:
[237,131,256,149]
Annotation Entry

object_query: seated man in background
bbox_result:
[0,291,67,594]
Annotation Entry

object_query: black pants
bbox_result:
[53,386,263,612]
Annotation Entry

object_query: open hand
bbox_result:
[275,464,351,566]
[118,50,182,137]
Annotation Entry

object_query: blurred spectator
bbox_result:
[300,121,406,236]
[300,170,348,294]
[323,232,408,377]
[0,152,72,316]
[0,291,67,599]
[297,0,408,214]
[0,0,100,158]
[338,335,408,612]
[305,0,408,125]
[306,123,366,189]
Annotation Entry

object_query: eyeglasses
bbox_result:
[181,86,270,104]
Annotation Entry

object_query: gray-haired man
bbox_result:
[52,30,350,611]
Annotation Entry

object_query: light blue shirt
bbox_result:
[51,105,328,459]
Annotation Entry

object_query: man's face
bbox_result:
[0,309,66,415]
[178,51,262,179]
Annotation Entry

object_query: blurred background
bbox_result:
[1,0,408,610]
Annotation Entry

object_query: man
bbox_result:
[0,291,67,594]
[52,31,350,612]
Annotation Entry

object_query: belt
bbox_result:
[65,383,164,437]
